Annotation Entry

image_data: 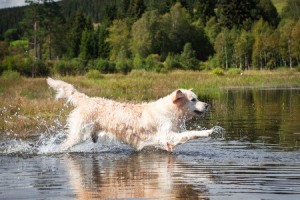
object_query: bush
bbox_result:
[145,54,164,72]
[296,65,300,72]
[70,58,85,74]
[212,67,225,76]
[116,59,132,74]
[227,68,242,75]
[53,60,68,76]
[85,69,103,79]
[1,70,21,80]
[133,54,144,70]
[164,54,182,71]
[89,59,116,73]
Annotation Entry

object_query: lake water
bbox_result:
[0,89,300,199]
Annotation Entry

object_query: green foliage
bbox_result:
[53,58,85,75]
[116,59,132,74]
[296,65,300,72]
[217,0,279,30]
[79,28,98,60]
[88,59,116,73]
[212,67,225,76]
[85,69,103,79]
[132,54,144,69]
[67,13,93,58]
[0,0,300,76]
[227,68,243,75]
[144,54,164,72]
[193,0,216,24]
[1,70,21,80]
[164,53,182,71]
[282,0,300,21]
[180,43,199,70]
[106,19,131,61]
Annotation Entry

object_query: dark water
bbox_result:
[1,89,300,199]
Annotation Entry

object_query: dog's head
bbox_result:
[172,89,209,119]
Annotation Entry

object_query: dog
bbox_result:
[47,77,217,152]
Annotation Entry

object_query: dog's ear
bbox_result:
[173,90,186,103]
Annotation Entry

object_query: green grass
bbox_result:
[1,69,300,138]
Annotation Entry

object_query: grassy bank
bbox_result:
[1,69,300,138]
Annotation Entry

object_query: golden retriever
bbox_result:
[47,77,216,152]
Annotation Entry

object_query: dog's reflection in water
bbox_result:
[65,152,213,199]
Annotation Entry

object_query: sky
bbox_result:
[0,0,60,9]
[0,0,27,9]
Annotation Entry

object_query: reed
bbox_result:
[1,69,300,138]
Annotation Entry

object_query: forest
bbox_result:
[0,0,300,77]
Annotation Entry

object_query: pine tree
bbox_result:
[67,13,92,58]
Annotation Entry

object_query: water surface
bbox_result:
[1,89,300,199]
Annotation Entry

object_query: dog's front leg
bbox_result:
[167,129,214,151]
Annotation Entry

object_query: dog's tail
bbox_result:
[47,77,87,107]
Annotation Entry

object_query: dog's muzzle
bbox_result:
[194,103,209,116]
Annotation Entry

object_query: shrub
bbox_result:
[116,59,132,74]
[53,60,68,75]
[133,54,144,70]
[70,58,85,74]
[296,65,300,72]
[145,54,164,72]
[85,69,103,79]
[1,70,21,80]
[227,68,242,75]
[89,59,116,73]
[212,67,224,76]
[164,54,182,71]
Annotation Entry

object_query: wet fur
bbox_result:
[47,78,214,152]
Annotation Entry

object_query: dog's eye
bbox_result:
[191,98,197,102]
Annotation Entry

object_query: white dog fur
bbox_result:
[47,77,215,152]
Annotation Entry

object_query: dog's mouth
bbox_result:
[194,110,204,115]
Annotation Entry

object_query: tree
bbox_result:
[217,0,258,30]
[214,28,236,69]
[22,0,44,63]
[282,0,300,21]
[97,22,110,59]
[252,19,273,69]
[67,12,92,58]
[234,30,254,69]
[131,10,161,58]
[279,20,295,69]
[21,0,65,62]
[106,19,131,61]
[131,3,213,61]
[127,0,146,20]
[291,20,300,66]
[40,0,65,60]
[257,0,280,28]
[217,0,279,30]
[193,0,216,24]
[180,42,199,70]
[79,29,98,61]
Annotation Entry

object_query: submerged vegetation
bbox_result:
[1,70,300,138]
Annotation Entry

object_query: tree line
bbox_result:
[0,0,300,77]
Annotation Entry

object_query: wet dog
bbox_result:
[47,78,216,152]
